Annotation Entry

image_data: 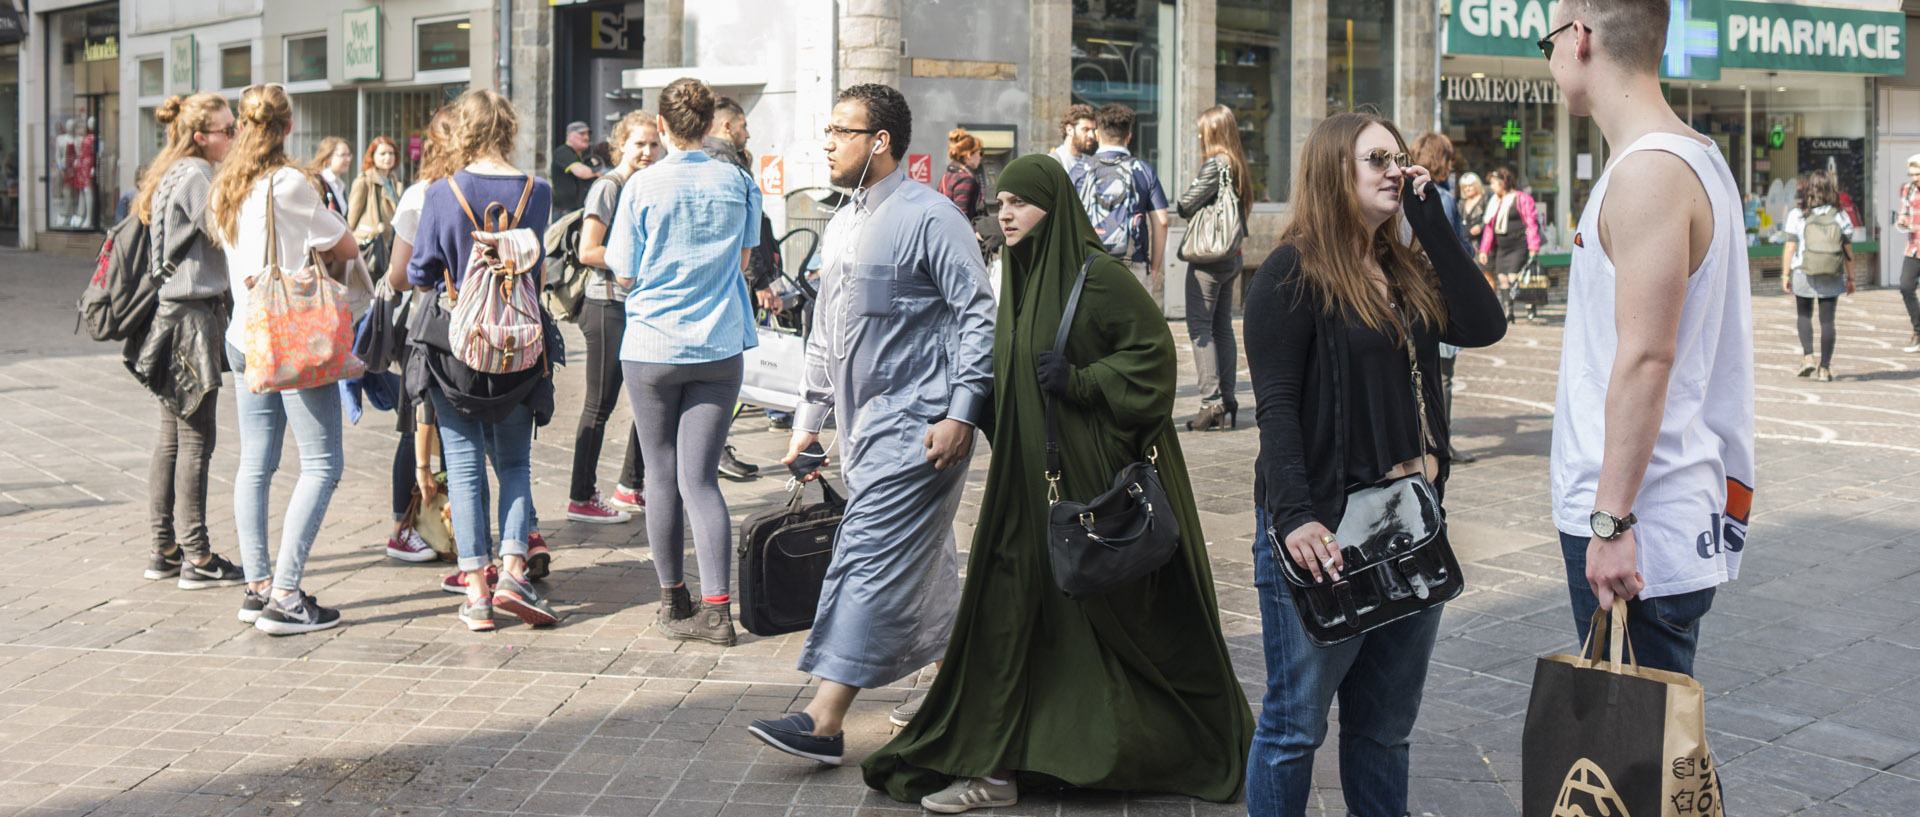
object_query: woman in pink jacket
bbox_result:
[1474,167,1539,321]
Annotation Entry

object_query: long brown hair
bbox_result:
[361,136,399,175]
[1277,111,1447,340]
[415,107,461,184]
[1803,169,1839,210]
[211,84,311,245]
[1197,104,1252,220]
[134,93,229,224]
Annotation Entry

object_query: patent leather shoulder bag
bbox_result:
[1269,310,1463,646]
[1044,257,1182,599]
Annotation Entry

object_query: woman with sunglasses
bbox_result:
[128,93,246,591]
[1242,112,1504,816]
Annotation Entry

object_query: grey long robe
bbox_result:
[793,167,996,689]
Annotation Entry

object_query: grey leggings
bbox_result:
[622,355,743,597]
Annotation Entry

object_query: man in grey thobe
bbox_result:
[747,84,995,766]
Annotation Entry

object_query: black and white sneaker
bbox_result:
[144,548,183,580]
[178,553,246,590]
[718,446,760,481]
[254,592,342,636]
[237,588,269,624]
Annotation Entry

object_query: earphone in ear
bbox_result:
[872,142,884,155]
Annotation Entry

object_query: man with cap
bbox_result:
[551,121,606,214]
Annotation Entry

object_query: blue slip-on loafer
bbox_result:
[747,712,844,765]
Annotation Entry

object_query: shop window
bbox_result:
[45,5,119,232]
[138,58,163,98]
[286,34,327,84]
[221,45,251,90]
[1071,0,1175,176]
[417,18,472,76]
[1217,0,1290,204]
[0,46,18,244]
[1328,0,1393,113]
[289,90,359,181]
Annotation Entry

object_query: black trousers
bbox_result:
[572,298,645,501]
[150,394,218,559]
[1902,255,1920,335]
[1796,295,1838,367]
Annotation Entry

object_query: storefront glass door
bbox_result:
[46,4,119,233]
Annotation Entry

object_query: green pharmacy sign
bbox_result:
[1445,0,1904,77]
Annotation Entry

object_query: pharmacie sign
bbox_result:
[1445,0,1905,77]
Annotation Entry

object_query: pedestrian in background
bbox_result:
[310,136,351,216]
[1410,131,1479,463]
[565,108,661,525]
[1782,169,1855,382]
[1544,0,1754,680]
[1242,112,1505,816]
[551,121,604,214]
[863,154,1252,812]
[747,83,994,767]
[380,107,459,565]
[1084,104,1170,299]
[607,78,762,646]
[1475,166,1539,320]
[405,88,560,633]
[1174,104,1250,432]
[1050,103,1097,184]
[1892,154,1920,353]
[1457,172,1491,289]
[129,92,245,591]
[704,96,789,451]
[210,84,362,635]
[349,136,400,278]
[940,128,984,221]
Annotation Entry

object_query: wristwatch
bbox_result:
[1590,509,1637,540]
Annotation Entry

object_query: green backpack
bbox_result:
[1800,209,1846,278]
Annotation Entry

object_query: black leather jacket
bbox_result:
[131,298,227,419]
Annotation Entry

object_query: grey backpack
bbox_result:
[1800,209,1846,278]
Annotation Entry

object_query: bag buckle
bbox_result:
[1045,471,1061,505]
[1396,555,1431,600]
[1078,511,1096,530]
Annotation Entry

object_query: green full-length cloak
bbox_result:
[862,156,1252,801]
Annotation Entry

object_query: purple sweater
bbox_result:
[407,170,553,290]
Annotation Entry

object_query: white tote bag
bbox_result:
[739,327,807,412]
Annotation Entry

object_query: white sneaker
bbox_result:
[920,777,1017,814]
[1904,333,1920,353]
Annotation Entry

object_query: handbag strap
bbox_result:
[262,172,280,271]
[1042,256,1096,505]
[1394,306,1433,462]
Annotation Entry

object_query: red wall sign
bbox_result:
[758,154,784,197]
[907,153,932,184]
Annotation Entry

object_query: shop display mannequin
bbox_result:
[70,118,97,228]
[52,119,75,227]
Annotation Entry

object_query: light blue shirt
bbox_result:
[609,150,763,364]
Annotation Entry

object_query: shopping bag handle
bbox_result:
[1580,603,1638,673]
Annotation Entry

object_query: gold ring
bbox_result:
[1320,535,1336,545]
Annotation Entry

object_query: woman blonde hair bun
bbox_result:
[947,128,981,163]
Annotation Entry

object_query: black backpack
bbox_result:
[77,213,159,342]
[541,207,592,322]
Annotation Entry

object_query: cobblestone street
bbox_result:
[3,248,1919,817]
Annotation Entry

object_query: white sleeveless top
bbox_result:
[1550,132,1755,600]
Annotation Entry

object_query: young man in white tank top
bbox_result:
[1543,0,1756,677]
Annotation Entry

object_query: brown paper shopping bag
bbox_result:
[1522,603,1722,817]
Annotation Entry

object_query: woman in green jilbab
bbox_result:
[862,155,1252,811]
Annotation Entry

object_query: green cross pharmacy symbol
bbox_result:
[1500,120,1523,149]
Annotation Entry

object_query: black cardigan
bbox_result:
[1245,181,1507,540]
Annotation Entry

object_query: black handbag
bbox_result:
[1268,310,1463,646]
[1044,258,1182,599]
[736,478,845,637]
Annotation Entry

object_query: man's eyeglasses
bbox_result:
[1359,149,1411,173]
[823,125,879,141]
[201,124,237,138]
[1538,21,1580,59]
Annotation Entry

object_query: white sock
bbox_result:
[981,776,1010,787]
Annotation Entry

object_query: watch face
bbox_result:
[1591,511,1617,538]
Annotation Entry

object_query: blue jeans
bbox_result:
[1559,532,1715,676]
[429,387,535,573]
[1249,507,1442,817]
[229,344,345,592]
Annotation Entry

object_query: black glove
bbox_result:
[1036,350,1071,399]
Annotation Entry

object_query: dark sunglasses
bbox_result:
[1538,21,1580,59]
[200,124,238,138]
[1359,148,1411,173]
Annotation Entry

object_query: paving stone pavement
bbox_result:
[3,247,1919,817]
